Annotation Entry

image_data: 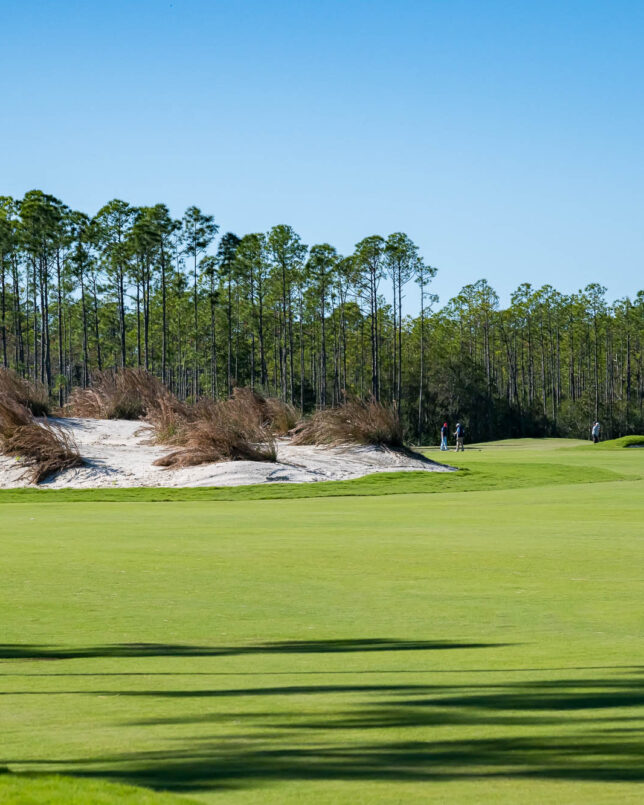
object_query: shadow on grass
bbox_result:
[4,674,644,790]
[0,638,504,661]
[76,735,644,788]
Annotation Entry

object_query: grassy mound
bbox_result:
[0,397,83,484]
[594,434,644,449]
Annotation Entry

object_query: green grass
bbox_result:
[591,434,644,449]
[1,438,643,803]
[0,450,631,504]
[0,775,191,804]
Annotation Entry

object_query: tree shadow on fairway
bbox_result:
[4,673,644,791]
[0,638,505,661]
[75,734,644,789]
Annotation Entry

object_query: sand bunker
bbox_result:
[0,417,454,489]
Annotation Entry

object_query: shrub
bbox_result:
[154,392,276,468]
[265,396,299,435]
[68,387,110,419]
[68,369,183,422]
[146,394,189,444]
[0,368,50,416]
[0,397,83,484]
[228,388,299,435]
[291,398,403,448]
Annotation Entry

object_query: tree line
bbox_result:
[1,190,642,442]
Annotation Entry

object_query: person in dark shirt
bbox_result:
[440,421,449,451]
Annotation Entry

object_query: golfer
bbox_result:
[591,421,600,443]
[454,422,465,452]
[440,421,449,450]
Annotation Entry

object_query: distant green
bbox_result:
[1,438,643,804]
[591,434,644,449]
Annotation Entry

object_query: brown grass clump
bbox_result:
[264,396,299,435]
[0,368,50,416]
[67,386,109,418]
[68,369,184,424]
[291,398,403,448]
[153,392,277,468]
[227,388,299,435]
[146,394,188,444]
[0,397,83,484]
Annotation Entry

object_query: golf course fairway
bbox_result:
[1,438,642,804]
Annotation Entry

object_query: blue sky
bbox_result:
[1,0,642,309]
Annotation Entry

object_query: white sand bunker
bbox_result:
[0,417,454,489]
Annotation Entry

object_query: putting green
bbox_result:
[1,439,642,803]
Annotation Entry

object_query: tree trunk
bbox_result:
[320,279,327,407]
[56,250,64,402]
[1,251,7,368]
[161,247,167,383]
[193,251,199,400]
[417,290,425,443]
[92,275,103,371]
[80,269,89,387]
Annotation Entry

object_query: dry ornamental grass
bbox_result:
[66,370,296,469]
[0,368,50,416]
[68,369,183,422]
[154,391,277,468]
[226,388,299,436]
[291,398,404,449]
[0,397,83,484]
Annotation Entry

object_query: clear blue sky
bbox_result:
[1,0,642,309]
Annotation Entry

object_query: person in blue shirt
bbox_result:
[454,422,465,452]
